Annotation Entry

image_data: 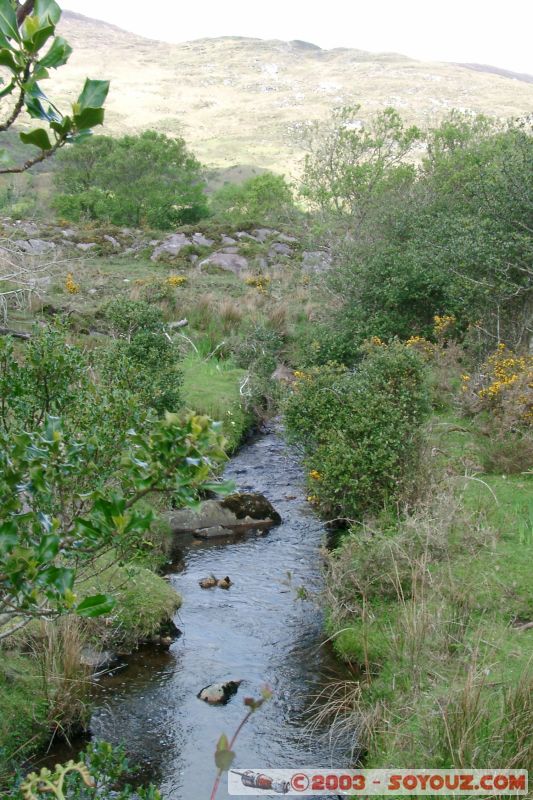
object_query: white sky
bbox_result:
[63,0,533,75]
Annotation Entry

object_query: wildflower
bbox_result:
[309,469,321,481]
[166,275,187,287]
[65,273,79,294]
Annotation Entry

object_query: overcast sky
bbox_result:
[63,0,533,75]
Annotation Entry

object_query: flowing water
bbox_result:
[42,426,353,798]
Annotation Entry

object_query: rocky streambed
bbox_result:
[41,426,351,798]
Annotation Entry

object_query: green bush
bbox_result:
[54,131,209,229]
[211,172,295,227]
[284,341,430,519]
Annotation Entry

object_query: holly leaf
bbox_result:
[0,0,19,42]
[39,36,72,69]
[20,128,53,151]
[76,593,116,618]
[77,78,110,112]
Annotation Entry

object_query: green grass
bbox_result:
[0,653,49,778]
[324,403,533,776]
[77,551,181,650]
[181,354,251,452]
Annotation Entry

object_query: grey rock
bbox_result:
[168,493,281,538]
[80,646,118,673]
[221,492,282,524]
[151,233,190,262]
[192,232,214,247]
[252,227,277,242]
[269,242,292,257]
[220,246,240,254]
[14,238,56,255]
[197,680,242,705]
[61,228,77,239]
[221,235,237,245]
[103,234,121,248]
[76,242,98,252]
[199,252,249,276]
[236,231,257,241]
[302,250,332,272]
[277,233,298,243]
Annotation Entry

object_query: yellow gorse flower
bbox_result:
[65,273,79,294]
[166,275,187,287]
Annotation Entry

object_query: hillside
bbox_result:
[19,11,528,174]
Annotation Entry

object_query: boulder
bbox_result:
[76,242,98,252]
[103,234,121,249]
[168,493,281,538]
[268,242,292,258]
[302,250,332,273]
[277,233,298,243]
[80,646,119,673]
[192,232,214,247]
[221,235,237,245]
[14,238,56,255]
[221,492,282,524]
[151,233,190,261]
[252,227,277,242]
[198,252,249,276]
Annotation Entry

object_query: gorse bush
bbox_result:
[284,341,430,520]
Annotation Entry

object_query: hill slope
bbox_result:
[15,12,533,172]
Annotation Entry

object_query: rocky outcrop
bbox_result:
[151,233,190,261]
[302,250,331,272]
[198,251,249,276]
[168,492,281,539]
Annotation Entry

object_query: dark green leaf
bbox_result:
[77,78,109,111]
[20,128,52,150]
[34,0,61,25]
[76,593,116,618]
[73,106,105,131]
[37,533,60,561]
[0,48,18,72]
[0,0,19,42]
[39,35,72,68]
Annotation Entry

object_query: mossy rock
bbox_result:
[220,492,281,524]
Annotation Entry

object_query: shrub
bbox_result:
[284,342,430,519]
[54,131,209,229]
[211,172,295,227]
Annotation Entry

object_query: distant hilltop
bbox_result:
[45,11,533,172]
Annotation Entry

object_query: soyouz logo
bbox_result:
[228,769,528,795]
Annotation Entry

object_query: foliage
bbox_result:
[284,341,430,519]
[99,297,182,415]
[6,741,161,799]
[0,0,108,174]
[301,105,422,225]
[54,131,209,228]
[210,172,295,226]
[0,411,227,639]
[303,111,533,359]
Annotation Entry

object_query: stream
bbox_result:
[43,426,353,798]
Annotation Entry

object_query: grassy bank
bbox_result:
[324,404,533,776]
[0,556,180,779]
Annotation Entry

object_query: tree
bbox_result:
[0,0,109,174]
[54,131,209,228]
[301,105,422,227]
[210,172,295,226]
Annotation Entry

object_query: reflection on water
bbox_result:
[39,428,354,798]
